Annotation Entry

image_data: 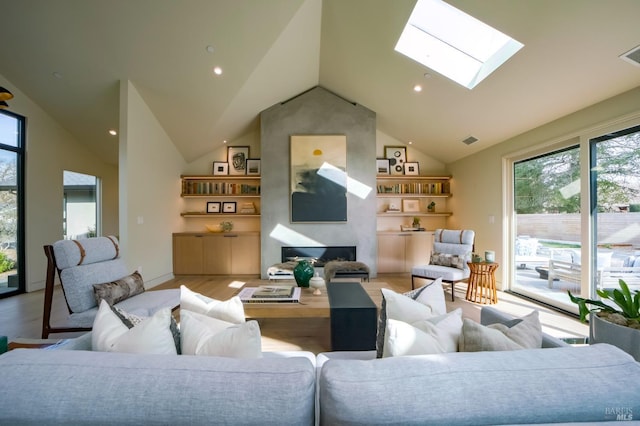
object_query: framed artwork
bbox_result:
[228,146,250,175]
[404,162,419,175]
[222,201,237,213]
[290,134,347,222]
[213,162,228,175]
[206,202,221,213]
[385,146,407,175]
[402,199,420,213]
[376,158,390,175]
[246,159,261,176]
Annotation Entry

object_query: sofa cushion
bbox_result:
[459,310,542,351]
[93,271,145,306]
[91,300,177,354]
[180,310,262,358]
[376,278,446,358]
[0,349,316,425]
[319,344,640,425]
[180,285,245,324]
[383,308,462,357]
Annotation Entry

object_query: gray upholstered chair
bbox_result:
[411,229,475,301]
[42,236,179,338]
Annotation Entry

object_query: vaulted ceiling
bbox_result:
[1,0,639,166]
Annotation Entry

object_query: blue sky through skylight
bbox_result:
[395,0,523,89]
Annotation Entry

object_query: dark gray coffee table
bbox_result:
[326,282,377,351]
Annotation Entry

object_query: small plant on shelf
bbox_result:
[412,217,421,228]
[220,221,234,232]
[427,201,436,212]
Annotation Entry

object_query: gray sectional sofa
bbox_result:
[1,309,639,425]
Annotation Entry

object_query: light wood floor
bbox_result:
[0,273,588,353]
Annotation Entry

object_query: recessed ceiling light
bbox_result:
[206,45,215,54]
[223,140,227,144]
[108,129,117,136]
[413,85,422,92]
[213,67,223,75]
[408,141,413,145]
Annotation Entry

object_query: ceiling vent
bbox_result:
[462,136,478,145]
[620,45,640,67]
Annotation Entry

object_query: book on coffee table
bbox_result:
[239,286,301,303]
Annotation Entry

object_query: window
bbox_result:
[0,110,25,297]
[395,0,523,89]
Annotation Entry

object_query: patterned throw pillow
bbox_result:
[430,252,468,270]
[93,271,145,306]
[110,304,181,354]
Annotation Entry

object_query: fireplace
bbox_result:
[281,246,356,267]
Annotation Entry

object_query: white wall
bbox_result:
[119,81,186,287]
[375,130,447,175]
[0,74,118,292]
[447,86,640,289]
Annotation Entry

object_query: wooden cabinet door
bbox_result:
[203,235,232,274]
[377,234,406,273]
[173,234,204,275]
[405,232,433,271]
[231,233,260,274]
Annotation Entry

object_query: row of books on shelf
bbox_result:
[377,182,449,195]
[182,181,261,195]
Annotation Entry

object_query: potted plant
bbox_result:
[427,201,436,212]
[568,279,640,361]
[412,217,421,228]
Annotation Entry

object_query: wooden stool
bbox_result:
[465,262,499,304]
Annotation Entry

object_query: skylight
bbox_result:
[395,0,523,89]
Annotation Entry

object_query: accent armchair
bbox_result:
[42,236,179,338]
[411,229,475,301]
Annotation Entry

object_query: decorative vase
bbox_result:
[590,313,640,361]
[293,260,314,288]
[309,272,326,295]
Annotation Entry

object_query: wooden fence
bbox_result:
[517,213,640,248]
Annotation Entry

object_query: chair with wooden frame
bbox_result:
[42,236,179,338]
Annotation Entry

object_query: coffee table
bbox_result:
[241,281,386,319]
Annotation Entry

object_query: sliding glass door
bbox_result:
[511,145,582,310]
[590,125,640,294]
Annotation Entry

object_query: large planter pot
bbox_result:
[590,314,640,361]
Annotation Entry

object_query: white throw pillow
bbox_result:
[376,278,447,358]
[92,299,177,354]
[180,285,245,323]
[180,309,262,358]
[383,308,463,357]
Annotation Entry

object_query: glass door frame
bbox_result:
[0,109,26,298]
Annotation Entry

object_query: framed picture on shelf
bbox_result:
[404,162,419,175]
[228,146,250,175]
[384,146,407,175]
[402,199,420,213]
[246,159,261,175]
[222,201,237,213]
[213,162,228,175]
[376,158,390,175]
[206,202,221,213]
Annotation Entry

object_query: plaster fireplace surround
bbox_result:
[259,87,377,279]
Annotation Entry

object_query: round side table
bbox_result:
[465,261,499,304]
